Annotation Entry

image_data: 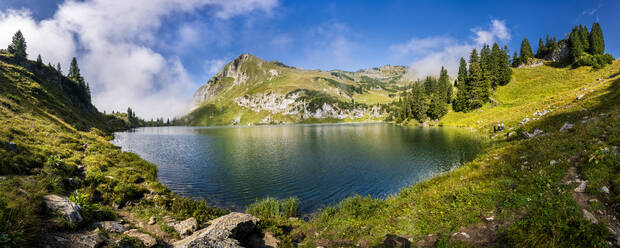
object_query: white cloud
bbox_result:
[0,0,278,118]
[390,19,510,80]
[204,59,226,75]
[301,22,360,70]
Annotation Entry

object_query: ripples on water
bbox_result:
[112,123,485,213]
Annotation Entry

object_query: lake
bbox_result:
[112,123,485,213]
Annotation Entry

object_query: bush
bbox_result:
[575,53,615,69]
[170,197,225,223]
[246,197,298,219]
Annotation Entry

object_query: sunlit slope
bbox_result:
[440,60,620,130]
[187,54,406,126]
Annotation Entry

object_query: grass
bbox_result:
[0,54,226,246]
[283,61,620,247]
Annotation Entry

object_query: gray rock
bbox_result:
[173,217,199,238]
[43,195,83,223]
[600,186,610,194]
[559,122,574,132]
[522,129,544,139]
[93,221,127,233]
[123,229,157,247]
[383,234,411,248]
[574,181,587,193]
[582,209,598,224]
[542,42,569,62]
[576,94,585,100]
[173,212,260,248]
[550,160,558,166]
[148,216,157,225]
[520,118,531,125]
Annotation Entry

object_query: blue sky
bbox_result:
[0,0,617,117]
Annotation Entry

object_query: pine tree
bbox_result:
[497,46,513,86]
[536,38,545,58]
[427,92,448,120]
[56,62,62,75]
[569,26,584,62]
[589,22,605,55]
[511,52,519,67]
[423,76,437,95]
[68,57,83,82]
[36,54,42,66]
[409,83,427,122]
[467,49,487,109]
[8,30,27,59]
[519,37,534,64]
[452,58,469,112]
[457,57,468,87]
[579,24,589,52]
[438,66,452,103]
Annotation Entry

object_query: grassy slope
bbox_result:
[0,54,224,247]
[283,61,620,247]
[188,55,401,126]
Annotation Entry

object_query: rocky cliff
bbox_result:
[187,54,406,126]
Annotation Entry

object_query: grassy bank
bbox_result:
[273,61,620,247]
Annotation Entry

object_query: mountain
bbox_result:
[186,54,411,126]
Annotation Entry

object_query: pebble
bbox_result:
[550,160,557,166]
[600,186,610,194]
[582,209,598,224]
[574,181,587,193]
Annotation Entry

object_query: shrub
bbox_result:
[170,197,225,223]
[575,53,615,69]
[246,197,299,219]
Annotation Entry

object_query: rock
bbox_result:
[73,232,104,248]
[124,229,157,247]
[247,232,280,248]
[383,234,411,248]
[550,160,558,166]
[542,42,569,62]
[485,216,495,222]
[148,216,157,225]
[3,142,17,153]
[173,217,199,238]
[600,186,610,194]
[507,131,516,138]
[262,232,279,248]
[576,94,584,100]
[232,116,241,125]
[451,232,470,240]
[43,194,83,223]
[173,212,260,248]
[93,221,127,233]
[574,180,587,193]
[533,109,550,117]
[522,129,543,139]
[582,209,598,224]
[588,199,599,204]
[520,118,531,125]
[559,122,575,132]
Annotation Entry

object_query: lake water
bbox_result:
[112,124,485,213]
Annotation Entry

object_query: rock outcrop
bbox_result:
[543,42,570,62]
[124,229,157,247]
[43,194,83,224]
[173,212,260,248]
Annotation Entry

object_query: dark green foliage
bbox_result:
[171,197,226,223]
[575,53,615,69]
[518,37,534,65]
[453,58,470,112]
[427,93,448,120]
[569,26,585,63]
[579,24,590,52]
[457,57,468,87]
[423,76,437,95]
[511,52,519,67]
[497,45,513,86]
[589,22,605,55]
[7,30,27,59]
[467,49,489,109]
[438,66,452,103]
[56,62,62,75]
[36,54,42,66]
[67,57,91,104]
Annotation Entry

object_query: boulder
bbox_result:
[582,209,598,224]
[522,129,543,139]
[148,216,157,225]
[600,186,610,194]
[173,217,199,237]
[123,229,157,247]
[246,231,280,248]
[383,234,411,248]
[559,122,574,132]
[43,194,83,223]
[520,118,531,125]
[574,181,587,193]
[173,212,260,248]
[93,221,127,233]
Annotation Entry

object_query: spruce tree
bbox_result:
[497,46,513,86]
[8,30,27,59]
[519,37,534,64]
[457,57,468,87]
[36,54,42,66]
[427,92,448,120]
[438,66,452,103]
[536,38,545,58]
[452,58,469,112]
[423,76,437,95]
[589,22,605,55]
[409,83,427,122]
[56,62,62,74]
[511,52,519,67]
[569,26,584,62]
[579,24,589,52]
[467,49,487,109]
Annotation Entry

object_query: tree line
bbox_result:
[6,30,92,104]
[392,67,452,122]
[512,22,613,69]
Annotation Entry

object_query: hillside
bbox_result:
[186,54,409,126]
[0,53,225,247]
[285,60,620,247]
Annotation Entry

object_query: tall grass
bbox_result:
[246,197,298,219]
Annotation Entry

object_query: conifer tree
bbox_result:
[409,83,427,122]
[457,57,468,87]
[438,66,452,103]
[589,22,605,55]
[423,76,437,95]
[36,54,42,66]
[536,38,545,58]
[56,62,62,74]
[511,52,519,67]
[569,26,584,62]
[8,30,27,59]
[497,46,513,86]
[467,49,487,109]
[452,58,469,112]
[519,37,534,64]
[579,24,589,52]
